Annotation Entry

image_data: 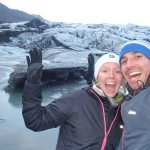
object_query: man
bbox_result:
[118,40,150,150]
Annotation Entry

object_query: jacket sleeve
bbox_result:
[22,81,74,132]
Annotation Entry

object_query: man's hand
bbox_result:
[26,48,43,84]
[80,53,95,85]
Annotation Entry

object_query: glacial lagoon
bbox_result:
[0,80,86,150]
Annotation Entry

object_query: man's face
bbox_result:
[120,52,150,90]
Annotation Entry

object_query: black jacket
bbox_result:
[22,82,123,150]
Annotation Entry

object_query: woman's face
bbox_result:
[97,62,123,98]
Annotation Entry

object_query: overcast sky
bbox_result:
[1,0,150,26]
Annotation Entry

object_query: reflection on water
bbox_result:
[0,80,86,150]
[0,66,13,91]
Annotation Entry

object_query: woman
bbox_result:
[22,49,124,150]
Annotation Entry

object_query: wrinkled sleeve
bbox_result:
[22,81,74,132]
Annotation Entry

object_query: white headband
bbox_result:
[94,53,119,80]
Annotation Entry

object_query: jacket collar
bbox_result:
[127,76,150,97]
[92,84,122,106]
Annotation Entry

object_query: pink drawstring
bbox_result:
[90,90,121,150]
[90,90,107,136]
[101,136,107,150]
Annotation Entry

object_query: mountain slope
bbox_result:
[0,2,35,23]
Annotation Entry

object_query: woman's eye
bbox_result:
[101,69,108,73]
[116,70,121,74]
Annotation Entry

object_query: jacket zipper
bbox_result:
[90,90,121,150]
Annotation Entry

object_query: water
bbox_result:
[0,80,86,150]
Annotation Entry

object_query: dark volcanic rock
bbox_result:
[41,67,84,85]
[0,30,23,42]
[24,18,49,32]
[6,71,27,90]
[5,66,86,92]
[25,18,48,28]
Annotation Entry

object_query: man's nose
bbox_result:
[126,58,136,68]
